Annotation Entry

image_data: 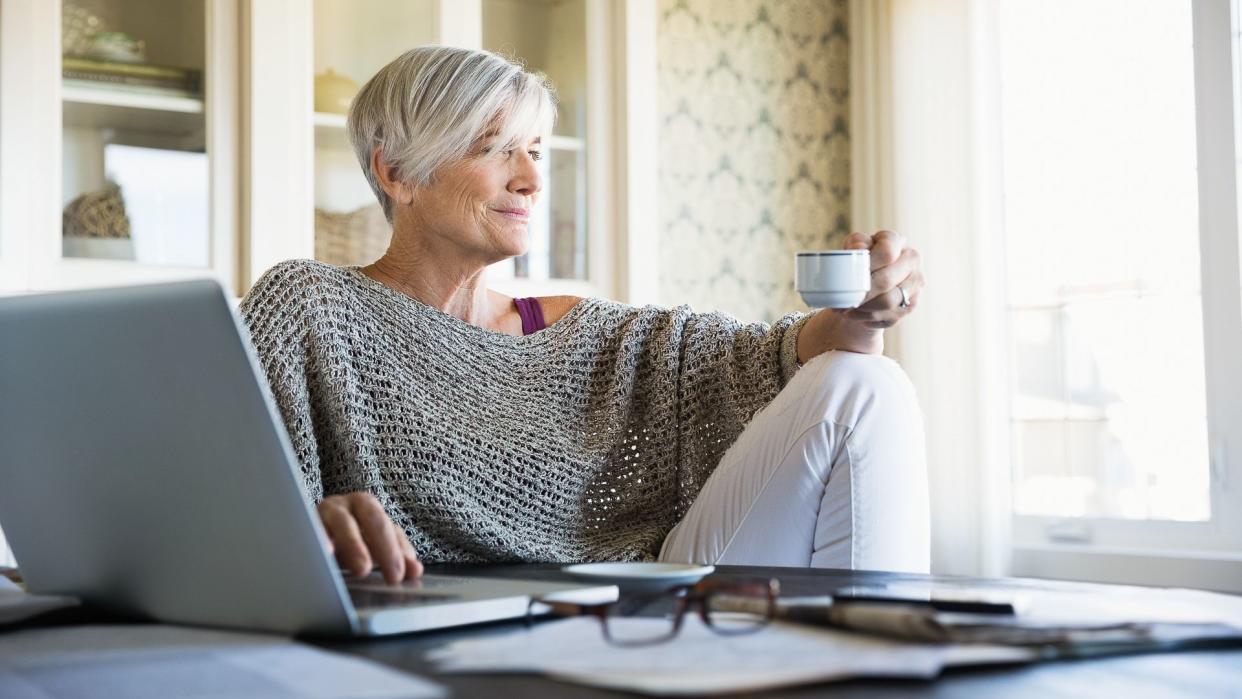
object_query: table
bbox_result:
[311,563,1242,698]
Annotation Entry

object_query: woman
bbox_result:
[241,46,928,585]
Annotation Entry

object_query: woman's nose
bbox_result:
[508,152,542,197]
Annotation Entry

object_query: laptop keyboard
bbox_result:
[347,585,462,610]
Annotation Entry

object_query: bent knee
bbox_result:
[804,351,913,397]
[776,351,922,432]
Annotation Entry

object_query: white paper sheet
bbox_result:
[1013,585,1242,628]
[0,577,79,626]
[428,616,1035,695]
[0,625,444,699]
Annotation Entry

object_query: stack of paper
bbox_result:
[430,583,1242,695]
[429,616,1036,695]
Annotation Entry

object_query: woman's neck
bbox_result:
[362,255,506,330]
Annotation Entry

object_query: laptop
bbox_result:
[0,279,617,636]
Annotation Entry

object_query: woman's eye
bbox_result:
[486,145,540,161]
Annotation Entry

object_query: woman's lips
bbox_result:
[492,208,530,220]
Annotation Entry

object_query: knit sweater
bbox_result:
[239,259,810,563]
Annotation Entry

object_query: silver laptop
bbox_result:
[0,280,616,636]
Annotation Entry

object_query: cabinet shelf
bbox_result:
[62,82,204,137]
[313,111,349,146]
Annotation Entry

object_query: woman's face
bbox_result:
[405,130,543,264]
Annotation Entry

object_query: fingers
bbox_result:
[842,230,906,268]
[844,231,872,250]
[849,258,923,327]
[318,496,371,578]
[387,518,422,580]
[318,492,423,584]
[856,270,923,312]
[848,284,918,320]
[837,230,921,331]
[398,528,424,580]
[868,230,906,269]
[843,310,899,329]
[864,247,921,303]
[347,493,405,584]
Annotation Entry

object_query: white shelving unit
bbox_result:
[0,0,237,293]
[0,0,657,302]
[63,83,203,113]
[312,110,348,144]
[63,84,204,136]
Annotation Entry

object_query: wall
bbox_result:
[657,0,851,322]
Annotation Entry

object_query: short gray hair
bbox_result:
[347,45,556,223]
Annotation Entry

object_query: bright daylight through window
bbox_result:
[999,0,1210,522]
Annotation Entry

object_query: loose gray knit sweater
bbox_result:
[240,259,810,563]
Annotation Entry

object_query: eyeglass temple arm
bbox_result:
[532,599,579,614]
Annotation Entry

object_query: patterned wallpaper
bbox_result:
[657,0,851,323]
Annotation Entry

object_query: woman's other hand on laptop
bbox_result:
[317,492,424,584]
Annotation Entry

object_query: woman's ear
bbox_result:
[371,147,414,207]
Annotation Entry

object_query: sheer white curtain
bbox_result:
[849,0,1011,577]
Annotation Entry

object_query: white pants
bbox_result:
[659,351,930,573]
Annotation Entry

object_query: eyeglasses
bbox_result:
[527,578,780,647]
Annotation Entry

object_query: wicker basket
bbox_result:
[63,183,131,240]
[314,204,391,266]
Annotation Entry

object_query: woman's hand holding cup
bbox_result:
[794,230,923,358]
[839,230,923,328]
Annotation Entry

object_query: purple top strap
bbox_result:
[514,297,547,335]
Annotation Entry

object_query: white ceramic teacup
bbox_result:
[795,250,871,308]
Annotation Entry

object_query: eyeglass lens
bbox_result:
[601,592,684,645]
[601,583,774,645]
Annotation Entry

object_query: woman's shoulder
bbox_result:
[242,259,359,308]
[248,258,352,293]
[535,295,586,326]
[239,259,365,335]
[533,295,674,328]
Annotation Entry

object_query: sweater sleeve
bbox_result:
[238,263,325,503]
[671,307,812,509]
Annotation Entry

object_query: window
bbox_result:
[998,0,1242,557]
[481,0,601,297]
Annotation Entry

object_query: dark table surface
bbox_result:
[309,563,1242,698]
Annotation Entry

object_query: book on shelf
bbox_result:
[62,56,201,95]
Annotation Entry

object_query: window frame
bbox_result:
[485,0,660,305]
[1005,0,1242,586]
